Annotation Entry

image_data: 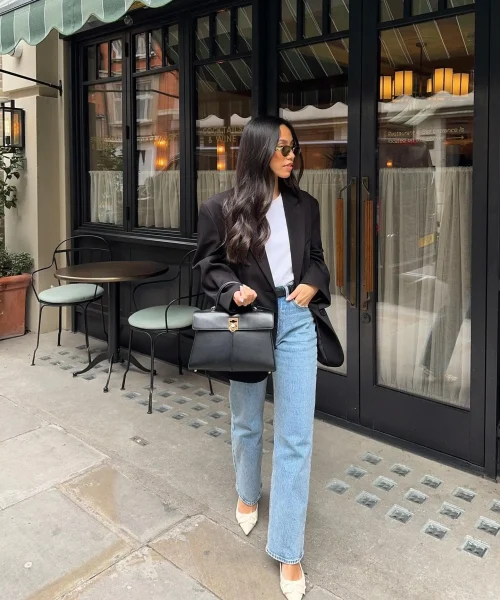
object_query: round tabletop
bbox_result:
[55,261,169,283]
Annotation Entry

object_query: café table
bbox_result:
[55,260,169,392]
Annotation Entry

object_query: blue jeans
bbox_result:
[229,296,318,564]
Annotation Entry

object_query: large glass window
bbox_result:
[85,40,124,226]
[376,14,475,407]
[195,7,253,211]
[135,25,180,230]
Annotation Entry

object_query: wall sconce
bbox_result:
[394,70,413,96]
[433,68,454,94]
[452,72,470,96]
[0,101,25,150]
[379,76,393,101]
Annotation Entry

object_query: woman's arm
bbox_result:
[300,195,331,307]
[193,202,242,312]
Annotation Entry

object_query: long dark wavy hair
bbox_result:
[223,116,303,265]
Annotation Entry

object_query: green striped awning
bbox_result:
[0,0,174,54]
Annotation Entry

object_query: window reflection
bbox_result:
[88,84,123,225]
[376,14,475,408]
[111,40,122,76]
[279,39,349,373]
[196,58,252,209]
[330,0,349,32]
[380,0,403,22]
[281,0,298,43]
[136,72,180,230]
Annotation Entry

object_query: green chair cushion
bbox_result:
[38,283,104,305]
[128,304,200,331]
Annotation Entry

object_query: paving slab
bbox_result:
[63,465,186,543]
[306,588,344,600]
[0,395,45,442]
[0,488,130,600]
[6,333,500,600]
[151,515,287,600]
[61,547,219,600]
[0,425,106,509]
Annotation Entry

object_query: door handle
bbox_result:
[362,176,374,311]
[334,177,357,308]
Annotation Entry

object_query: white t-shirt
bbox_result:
[265,194,294,287]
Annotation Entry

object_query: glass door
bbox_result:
[359,0,487,464]
[274,0,487,465]
[276,0,364,421]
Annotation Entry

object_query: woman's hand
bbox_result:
[287,283,318,308]
[233,284,257,307]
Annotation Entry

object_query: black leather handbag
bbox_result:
[189,281,276,374]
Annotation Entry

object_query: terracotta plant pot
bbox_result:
[0,273,31,340]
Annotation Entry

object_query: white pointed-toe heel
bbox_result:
[235,501,258,535]
[280,563,306,600]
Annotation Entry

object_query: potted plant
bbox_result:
[0,249,33,340]
[0,148,25,217]
[0,148,31,340]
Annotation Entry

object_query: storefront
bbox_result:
[1,0,498,477]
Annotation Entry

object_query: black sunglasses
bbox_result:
[275,144,301,157]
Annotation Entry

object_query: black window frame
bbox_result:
[71,0,260,244]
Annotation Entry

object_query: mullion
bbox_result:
[146,30,151,70]
[297,0,305,39]
[277,28,349,50]
[193,50,251,66]
[377,4,474,30]
[132,64,179,78]
[230,6,237,54]
[163,25,167,67]
[404,0,411,19]
[82,75,122,85]
[179,16,195,237]
[209,12,216,58]
[124,32,133,232]
[322,0,329,35]
[439,0,446,10]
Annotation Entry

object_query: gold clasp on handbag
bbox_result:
[228,317,239,332]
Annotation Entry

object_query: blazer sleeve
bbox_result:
[193,202,241,312]
[300,195,331,308]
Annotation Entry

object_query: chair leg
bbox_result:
[206,372,214,396]
[148,335,157,414]
[31,304,45,366]
[100,297,108,342]
[83,303,91,365]
[177,331,183,375]
[57,307,62,347]
[121,329,134,391]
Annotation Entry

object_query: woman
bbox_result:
[194,116,336,600]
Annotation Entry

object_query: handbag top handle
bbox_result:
[214,281,241,310]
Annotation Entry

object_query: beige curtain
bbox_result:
[377,167,472,408]
[138,171,180,229]
[197,171,236,209]
[89,171,123,225]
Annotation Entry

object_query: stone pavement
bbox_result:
[1,331,500,600]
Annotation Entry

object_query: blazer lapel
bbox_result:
[250,247,275,291]
[282,189,304,285]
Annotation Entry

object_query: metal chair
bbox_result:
[31,235,111,366]
[121,249,213,414]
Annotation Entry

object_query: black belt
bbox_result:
[275,283,296,298]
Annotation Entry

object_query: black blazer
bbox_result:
[194,186,344,382]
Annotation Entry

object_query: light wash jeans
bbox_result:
[229,294,318,564]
